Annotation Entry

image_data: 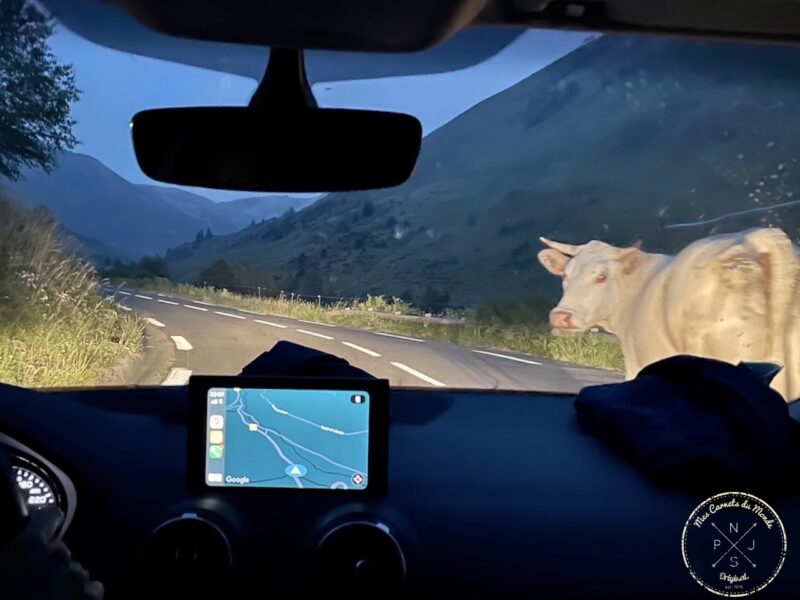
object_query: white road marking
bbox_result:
[183,304,208,312]
[297,319,336,328]
[145,318,165,328]
[194,300,216,306]
[214,311,246,320]
[162,368,192,385]
[158,299,179,305]
[472,350,543,366]
[390,362,446,387]
[116,304,132,311]
[134,294,153,300]
[118,291,131,296]
[254,319,287,329]
[157,293,166,297]
[170,335,193,351]
[374,331,424,343]
[297,329,334,340]
[341,342,381,357]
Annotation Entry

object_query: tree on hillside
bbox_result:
[138,255,169,278]
[199,259,237,288]
[0,0,80,180]
[198,259,276,293]
[422,285,451,311]
[362,200,375,218]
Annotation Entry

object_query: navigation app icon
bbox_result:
[209,415,224,429]
[285,464,307,478]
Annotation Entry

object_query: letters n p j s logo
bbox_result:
[682,491,786,597]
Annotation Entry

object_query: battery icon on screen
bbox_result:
[351,394,365,404]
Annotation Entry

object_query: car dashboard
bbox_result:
[1,382,799,599]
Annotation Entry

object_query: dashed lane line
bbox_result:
[373,331,424,343]
[162,368,192,385]
[158,299,179,306]
[118,291,131,296]
[296,329,334,340]
[390,362,446,387]
[214,311,246,320]
[183,304,208,312]
[297,319,337,328]
[341,342,381,357]
[472,350,543,366]
[254,319,287,329]
[145,318,165,328]
[134,294,153,300]
[170,335,193,351]
[117,305,132,311]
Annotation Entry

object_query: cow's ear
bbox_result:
[538,249,569,275]
[616,247,643,275]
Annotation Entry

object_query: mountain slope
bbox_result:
[3,152,316,259]
[166,35,800,306]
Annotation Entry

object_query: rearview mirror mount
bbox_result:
[131,49,422,192]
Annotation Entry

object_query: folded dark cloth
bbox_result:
[575,355,800,491]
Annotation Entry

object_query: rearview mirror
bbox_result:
[131,107,422,192]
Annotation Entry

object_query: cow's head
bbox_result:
[537,237,643,332]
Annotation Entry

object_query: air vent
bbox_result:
[140,514,232,599]
[314,521,405,598]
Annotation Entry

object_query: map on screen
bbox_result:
[205,387,370,490]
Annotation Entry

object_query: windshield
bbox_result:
[2,2,799,396]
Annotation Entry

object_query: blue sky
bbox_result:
[49,27,587,201]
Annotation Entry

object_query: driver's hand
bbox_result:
[0,509,103,600]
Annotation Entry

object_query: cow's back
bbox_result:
[626,228,799,400]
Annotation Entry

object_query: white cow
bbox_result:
[538,228,800,401]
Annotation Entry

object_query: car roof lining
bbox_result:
[43,0,800,84]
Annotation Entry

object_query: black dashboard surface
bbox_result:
[1,382,799,598]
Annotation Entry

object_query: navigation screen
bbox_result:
[204,387,370,490]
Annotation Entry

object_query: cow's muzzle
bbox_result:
[549,309,576,329]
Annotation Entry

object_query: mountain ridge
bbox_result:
[159,36,800,306]
[2,151,317,260]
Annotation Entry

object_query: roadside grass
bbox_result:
[0,197,142,387]
[114,277,624,371]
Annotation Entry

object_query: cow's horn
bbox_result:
[539,237,580,256]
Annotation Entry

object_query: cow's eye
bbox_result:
[594,273,607,283]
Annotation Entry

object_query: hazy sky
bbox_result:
[49,27,587,201]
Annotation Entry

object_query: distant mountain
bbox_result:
[167,35,800,307]
[2,151,316,260]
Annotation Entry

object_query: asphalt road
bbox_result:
[105,288,622,392]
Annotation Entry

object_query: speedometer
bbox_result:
[11,457,60,512]
[1,434,75,540]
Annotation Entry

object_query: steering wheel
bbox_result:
[0,447,28,548]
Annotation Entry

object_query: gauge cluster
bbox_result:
[0,432,76,539]
[12,455,60,511]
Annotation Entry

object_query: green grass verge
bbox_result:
[0,198,143,388]
[115,277,624,372]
